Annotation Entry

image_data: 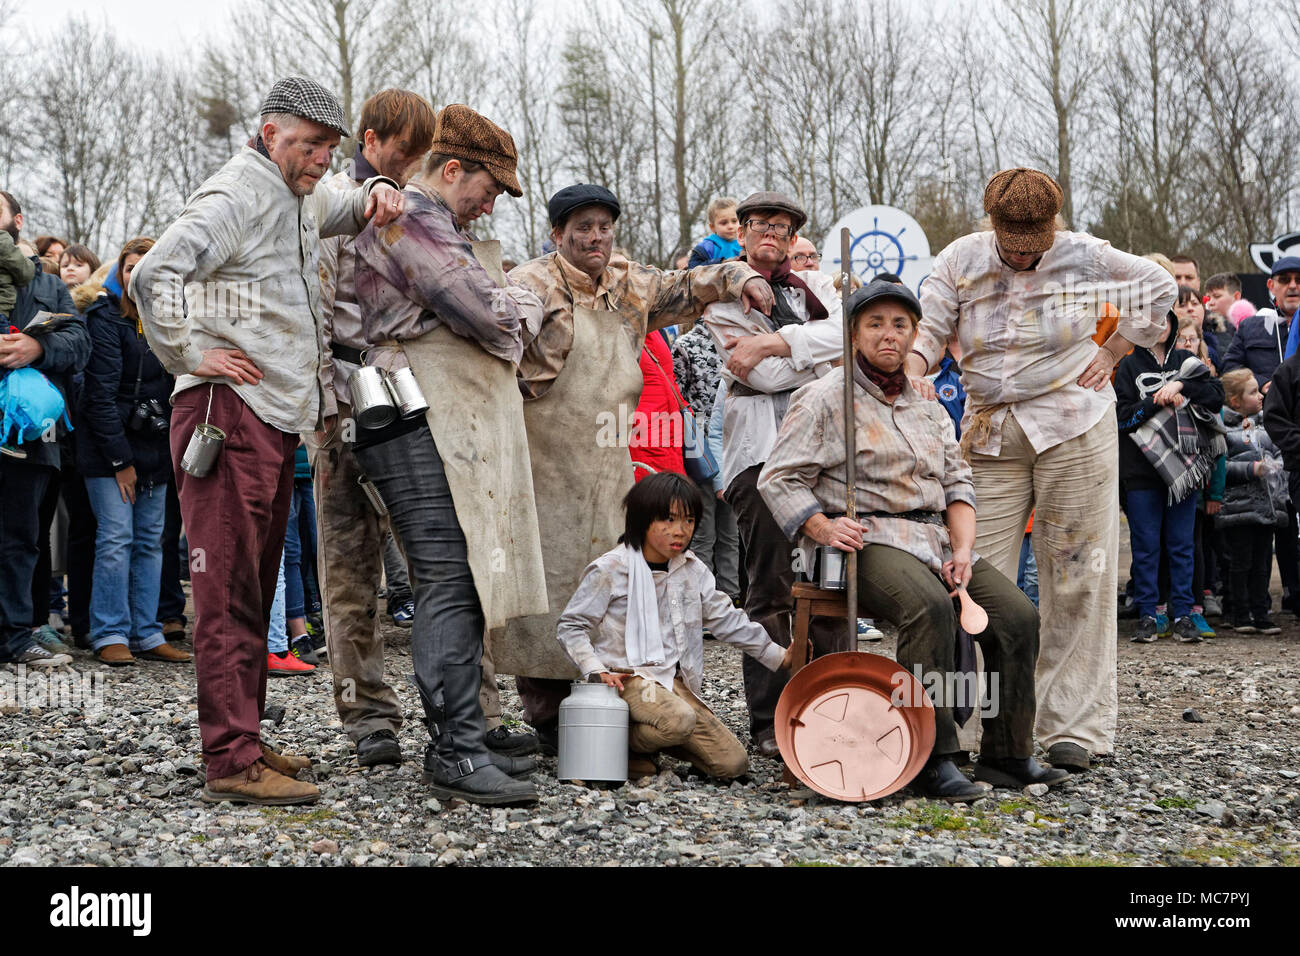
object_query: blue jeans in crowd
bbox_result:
[268,553,289,654]
[1017,533,1039,607]
[285,479,317,620]
[84,477,167,653]
[1126,487,1196,620]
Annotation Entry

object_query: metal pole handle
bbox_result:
[840,228,858,650]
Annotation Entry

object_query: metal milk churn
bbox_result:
[557,680,629,783]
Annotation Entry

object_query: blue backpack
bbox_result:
[0,366,70,446]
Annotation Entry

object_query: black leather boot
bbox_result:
[912,754,990,803]
[486,725,540,756]
[421,748,538,806]
[973,755,1070,789]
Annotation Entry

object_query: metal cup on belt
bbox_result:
[181,423,225,477]
[181,385,226,477]
[348,365,397,430]
[385,366,428,419]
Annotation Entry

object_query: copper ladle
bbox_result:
[950,584,989,634]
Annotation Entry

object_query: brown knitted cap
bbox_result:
[983,168,1063,253]
[430,104,521,197]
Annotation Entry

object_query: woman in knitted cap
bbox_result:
[904,168,1179,773]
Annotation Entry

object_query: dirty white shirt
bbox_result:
[914,230,1176,456]
[701,270,842,492]
[134,146,394,433]
[556,548,785,694]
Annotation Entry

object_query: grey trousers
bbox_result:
[354,427,491,775]
[691,477,740,600]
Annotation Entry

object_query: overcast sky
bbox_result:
[20,0,237,50]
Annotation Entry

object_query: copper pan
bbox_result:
[775,651,935,802]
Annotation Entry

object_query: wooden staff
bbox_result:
[840,227,857,650]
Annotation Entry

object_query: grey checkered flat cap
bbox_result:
[259,76,350,138]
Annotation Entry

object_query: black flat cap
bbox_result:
[736,191,807,233]
[847,278,922,322]
[260,76,350,138]
[548,184,620,228]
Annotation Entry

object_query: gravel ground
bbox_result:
[2,570,1299,867]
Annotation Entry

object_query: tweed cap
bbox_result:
[847,278,922,324]
[983,168,1063,253]
[430,104,521,197]
[548,184,620,228]
[736,191,807,233]
[260,76,350,138]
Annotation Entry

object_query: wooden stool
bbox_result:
[782,582,851,786]
[789,582,850,678]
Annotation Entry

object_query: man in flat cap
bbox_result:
[349,104,546,805]
[904,167,1176,773]
[502,184,773,752]
[698,191,848,757]
[133,76,406,805]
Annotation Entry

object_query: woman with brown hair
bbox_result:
[77,237,190,666]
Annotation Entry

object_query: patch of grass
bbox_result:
[887,804,995,834]
[260,807,337,825]
[1154,796,1197,810]
[997,799,1032,814]
[788,859,842,867]
[1179,844,1249,863]
[1040,852,1141,867]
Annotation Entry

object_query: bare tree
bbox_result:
[35,19,151,251]
[1000,0,1100,226]
[1189,0,1297,268]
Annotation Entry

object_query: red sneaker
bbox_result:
[267,651,315,676]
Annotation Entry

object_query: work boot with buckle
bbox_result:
[421,751,538,806]
[201,759,320,805]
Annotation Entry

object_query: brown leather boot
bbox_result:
[139,643,192,663]
[261,743,312,778]
[201,759,319,805]
[96,644,135,666]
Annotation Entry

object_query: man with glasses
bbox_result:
[790,236,822,271]
[700,192,848,758]
[503,184,772,751]
[1222,257,1300,392]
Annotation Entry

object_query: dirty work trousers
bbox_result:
[621,676,748,779]
[966,411,1119,756]
[171,385,296,782]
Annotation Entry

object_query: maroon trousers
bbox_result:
[170,385,297,781]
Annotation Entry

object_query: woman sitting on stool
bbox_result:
[758,278,1068,801]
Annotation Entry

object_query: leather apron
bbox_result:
[494,302,644,678]
[393,239,548,630]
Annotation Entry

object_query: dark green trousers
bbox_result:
[856,545,1040,758]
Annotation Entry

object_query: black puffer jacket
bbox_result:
[75,292,174,487]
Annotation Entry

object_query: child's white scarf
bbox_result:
[623,544,667,669]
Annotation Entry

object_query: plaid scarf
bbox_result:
[1130,356,1226,504]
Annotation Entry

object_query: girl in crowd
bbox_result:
[77,238,190,665]
[1115,310,1224,644]
[1218,369,1288,634]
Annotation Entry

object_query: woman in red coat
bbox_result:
[630,328,686,480]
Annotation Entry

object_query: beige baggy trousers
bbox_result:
[966,411,1119,755]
